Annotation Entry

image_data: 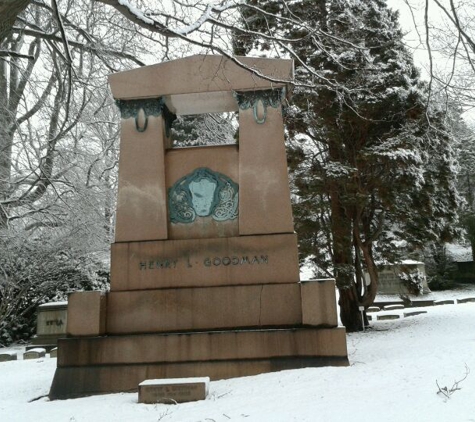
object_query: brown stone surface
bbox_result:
[67,291,107,337]
[238,106,294,235]
[166,145,239,240]
[49,55,349,401]
[50,326,348,400]
[58,328,348,367]
[109,55,293,113]
[106,283,302,334]
[301,279,338,327]
[110,234,299,291]
[138,378,209,404]
[115,116,168,242]
[50,355,348,400]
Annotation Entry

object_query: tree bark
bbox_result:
[0,0,30,45]
[329,177,363,332]
[338,285,363,332]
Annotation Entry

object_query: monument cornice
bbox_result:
[108,54,293,115]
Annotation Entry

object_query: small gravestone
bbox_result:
[410,299,434,307]
[24,348,46,360]
[434,299,455,306]
[383,304,404,311]
[367,306,380,313]
[138,377,209,404]
[377,314,400,321]
[50,348,58,358]
[366,261,430,295]
[0,352,18,362]
[404,311,428,317]
[457,297,475,304]
[29,301,68,352]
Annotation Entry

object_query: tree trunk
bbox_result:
[338,285,363,332]
[0,0,30,44]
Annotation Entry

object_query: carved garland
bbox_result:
[115,98,177,135]
[233,88,286,124]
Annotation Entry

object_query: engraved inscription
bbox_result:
[140,259,178,270]
[138,254,269,270]
[204,255,268,267]
[46,319,64,327]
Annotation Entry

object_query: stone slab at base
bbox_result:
[138,377,209,404]
[58,327,347,367]
[50,356,348,400]
[28,334,66,352]
[50,327,348,399]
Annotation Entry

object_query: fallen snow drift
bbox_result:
[1,302,474,422]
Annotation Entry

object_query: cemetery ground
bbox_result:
[1,287,475,422]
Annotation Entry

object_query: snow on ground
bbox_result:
[1,300,475,421]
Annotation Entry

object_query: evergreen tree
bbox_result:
[237,0,459,331]
[171,114,237,148]
[452,116,475,260]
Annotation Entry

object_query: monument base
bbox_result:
[27,334,66,352]
[49,327,348,399]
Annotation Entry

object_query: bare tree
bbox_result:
[397,0,475,112]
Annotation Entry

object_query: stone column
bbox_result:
[114,99,173,242]
[237,90,294,235]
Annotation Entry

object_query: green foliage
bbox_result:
[237,0,460,331]
[398,269,425,296]
[171,113,238,147]
[460,213,475,261]
[425,243,457,291]
[0,234,109,346]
